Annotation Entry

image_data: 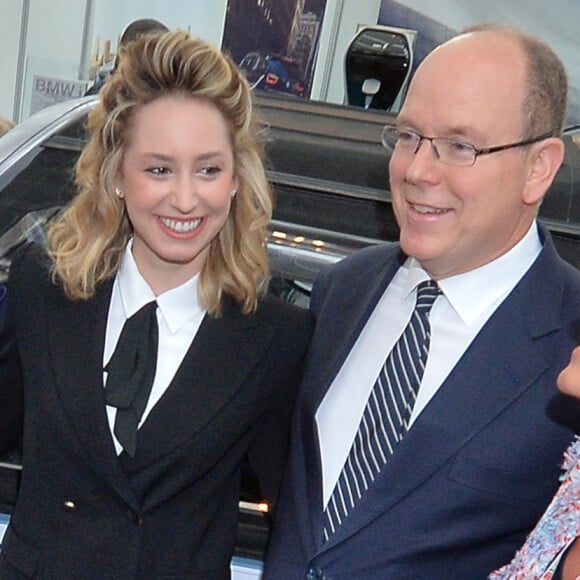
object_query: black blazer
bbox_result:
[0,243,313,579]
[265,225,580,579]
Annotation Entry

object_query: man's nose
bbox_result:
[404,139,442,184]
[413,137,440,160]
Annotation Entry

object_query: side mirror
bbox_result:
[345,25,416,113]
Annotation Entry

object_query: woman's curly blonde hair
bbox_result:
[47,29,272,315]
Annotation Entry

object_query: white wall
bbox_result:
[21,0,90,120]
[0,0,90,122]
[0,0,26,121]
[26,1,88,67]
[90,0,227,56]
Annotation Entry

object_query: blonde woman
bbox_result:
[0,30,312,579]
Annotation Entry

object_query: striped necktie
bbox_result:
[323,280,441,541]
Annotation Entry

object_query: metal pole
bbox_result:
[12,0,30,122]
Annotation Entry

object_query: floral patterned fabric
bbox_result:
[490,437,580,579]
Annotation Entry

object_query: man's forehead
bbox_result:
[401,35,525,124]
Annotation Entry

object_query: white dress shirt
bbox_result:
[103,243,206,455]
[316,222,543,507]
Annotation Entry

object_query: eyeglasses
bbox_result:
[381,124,553,167]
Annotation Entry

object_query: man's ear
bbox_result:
[523,137,565,205]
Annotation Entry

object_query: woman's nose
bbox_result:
[171,177,197,213]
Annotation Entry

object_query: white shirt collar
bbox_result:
[117,241,205,334]
[401,221,542,325]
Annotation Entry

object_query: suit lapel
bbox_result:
[298,244,404,549]
[319,232,567,550]
[46,278,140,509]
[303,244,403,415]
[326,296,554,546]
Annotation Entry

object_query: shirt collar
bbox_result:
[117,241,205,333]
[401,221,542,324]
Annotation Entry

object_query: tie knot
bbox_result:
[135,300,158,319]
[415,280,441,310]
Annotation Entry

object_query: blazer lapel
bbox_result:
[47,279,140,509]
[128,296,274,471]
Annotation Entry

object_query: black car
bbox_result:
[1,91,580,573]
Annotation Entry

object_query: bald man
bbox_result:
[264,24,580,579]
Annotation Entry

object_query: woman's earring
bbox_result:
[230,189,237,198]
[115,187,124,199]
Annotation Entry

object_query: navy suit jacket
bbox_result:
[0,243,313,579]
[265,226,580,580]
